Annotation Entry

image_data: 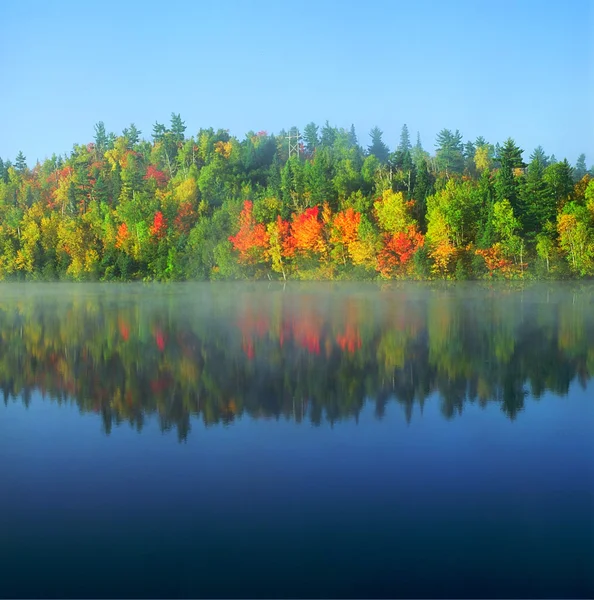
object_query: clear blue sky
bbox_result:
[1,0,592,167]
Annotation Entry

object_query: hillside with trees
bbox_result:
[1,116,592,281]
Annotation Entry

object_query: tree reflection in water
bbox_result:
[0,283,592,440]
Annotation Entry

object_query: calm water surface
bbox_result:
[0,282,592,598]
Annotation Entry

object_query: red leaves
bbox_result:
[173,201,196,235]
[144,165,168,187]
[377,225,424,278]
[286,206,325,256]
[115,222,130,249]
[150,211,167,240]
[476,243,513,277]
[229,200,269,264]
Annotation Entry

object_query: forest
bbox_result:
[1,284,592,439]
[0,116,593,281]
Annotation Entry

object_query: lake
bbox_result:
[0,282,592,599]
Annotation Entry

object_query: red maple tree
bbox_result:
[150,211,168,240]
[377,225,424,278]
[229,200,269,264]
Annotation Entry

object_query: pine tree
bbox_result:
[94,122,107,152]
[398,124,411,152]
[544,159,574,210]
[367,126,389,163]
[495,138,525,218]
[530,146,549,168]
[152,122,167,142]
[520,151,553,236]
[122,123,141,147]
[435,129,464,174]
[170,113,186,143]
[574,153,587,182]
[15,151,27,172]
[348,124,358,149]
[320,120,336,148]
[303,122,319,155]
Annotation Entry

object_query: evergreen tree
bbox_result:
[574,153,587,182]
[413,159,434,232]
[320,120,336,148]
[348,124,358,149]
[530,146,549,168]
[268,153,282,199]
[495,138,524,216]
[398,124,411,152]
[463,141,476,174]
[303,122,319,155]
[122,123,141,146]
[152,122,167,142]
[435,129,464,174]
[367,126,389,163]
[520,151,553,236]
[94,121,107,151]
[544,159,574,210]
[15,151,27,172]
[170,113,186,143]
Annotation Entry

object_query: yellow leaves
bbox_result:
[430,239,457,277]
[15,220,40,273]
[321,201,332,225]
[104,137,129,171]
[57,218,100,279]
[556,212,594,275]
[214,141,233,159]
[266,217,288,279]
[174,177,198,204]
[53,171,74,211]
[374,189,412,234]
[349,235,377,269]
[474,145,491,172]
[40,213,60,252]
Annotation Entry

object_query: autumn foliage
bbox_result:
[2,115,592,282]
[229,200,269,264]
[150,211,167,240]
[377,226,424,278]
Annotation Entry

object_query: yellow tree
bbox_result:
[557,212,594,275]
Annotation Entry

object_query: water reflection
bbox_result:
[1,282,592,439]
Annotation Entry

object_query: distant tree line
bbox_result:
[1,116,593,281]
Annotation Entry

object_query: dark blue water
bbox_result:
[0,283,592,598]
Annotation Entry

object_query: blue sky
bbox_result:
[1,0,592,166]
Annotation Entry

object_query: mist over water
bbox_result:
[0,282,593,598]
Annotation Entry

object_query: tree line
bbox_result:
[1,116,593,281]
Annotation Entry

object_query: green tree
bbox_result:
[122,123,141,147]
[303,122,319,155]
[573,153,587,183]
[544,159,574,211]
[367,126,389,163]
[320,120,336,148]
[398,124,411,152]
[495,138,525,217]
[94,122,108,152]
[435,129,464,174]
[170,113,186,143]
[15,151,27,173]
